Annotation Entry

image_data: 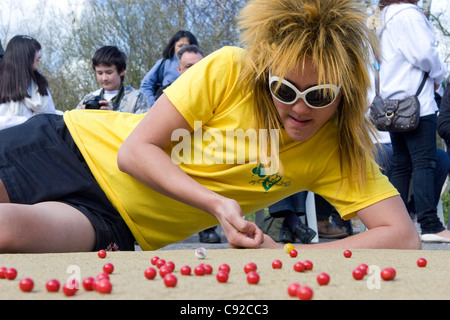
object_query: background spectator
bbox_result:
[77,46,150,114]
[376,0,449,243]
[0,35,57,131]
[140,30,198,106]
[437,85,450,156]
[176,44,204,75]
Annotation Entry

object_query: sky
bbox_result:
[1,0,448,34]
[0,0,84,40]
[0,0,73,21]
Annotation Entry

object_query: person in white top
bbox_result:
[375,0,449,242]
[0,35,57,131]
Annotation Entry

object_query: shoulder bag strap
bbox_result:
[157,59,166,84]
[111,84,125,111]
[415,73,429,96]
[376,6,428,99]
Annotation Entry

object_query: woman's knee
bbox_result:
[0,205,22,252]
[0,202,97,253]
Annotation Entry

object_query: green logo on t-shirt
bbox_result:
[251,163,290,192]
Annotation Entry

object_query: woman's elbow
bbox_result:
[117,144,132,173]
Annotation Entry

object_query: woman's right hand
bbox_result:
[212,197,264,249]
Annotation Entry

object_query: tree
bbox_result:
[1,0,448,110]
[45,0,246,110]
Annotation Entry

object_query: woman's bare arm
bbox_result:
[261,195,421,250]
[117,95,264,248]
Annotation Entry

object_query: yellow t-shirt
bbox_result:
[64,46,398,251]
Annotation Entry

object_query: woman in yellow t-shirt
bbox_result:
[0,0,420,253]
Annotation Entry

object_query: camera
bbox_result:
[84,96,104,109]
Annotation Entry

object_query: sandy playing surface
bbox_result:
[0,248,448,300]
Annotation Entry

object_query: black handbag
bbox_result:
[369,6,429,133]
[370,70,428,132]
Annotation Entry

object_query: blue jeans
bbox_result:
[268,192,307,232]
[269,192,307,215]
[376,143,450,207]
[390,114,445,234]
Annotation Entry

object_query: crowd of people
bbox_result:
[0,0,448,254]
[260,0,449,245]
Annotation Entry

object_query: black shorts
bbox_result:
[0,114,136,251]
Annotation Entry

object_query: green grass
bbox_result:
[244,208,269,223]
[441,192,449,225]
[244,212,257,222]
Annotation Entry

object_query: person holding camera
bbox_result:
[77,46,150,114]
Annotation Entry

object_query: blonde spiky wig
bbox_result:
[238,0,380,187]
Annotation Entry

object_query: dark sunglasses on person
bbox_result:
[269,71,341,108]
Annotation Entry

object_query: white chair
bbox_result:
[254,208,266,226]
[304,191,319,243]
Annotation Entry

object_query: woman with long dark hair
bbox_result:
[140,30,198,106]
[0,35,56,130]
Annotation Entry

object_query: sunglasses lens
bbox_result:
[305,89,336,108]
[269,75,339,108]
[270,81,297,103]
